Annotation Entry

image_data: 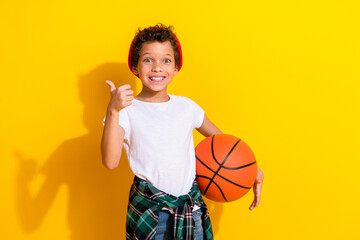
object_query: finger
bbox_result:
[105,80,116,92]
[249,185,261,210]
[118,84,131,91]
[250,194,261,210]
[249,201,256,210]
[256,198,260,207]
[123,95,134,101]
[123,100,133,107]
[254,191,261,207]
[255,184,262,200]
[120,91,134,100]
[122,89,134,97]
[256,182,263,196]
[255,187,261,201]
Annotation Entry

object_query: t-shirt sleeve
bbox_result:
[188,98,205,129]
[102,109,130,140]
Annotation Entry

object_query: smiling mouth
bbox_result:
[149,76,166,82]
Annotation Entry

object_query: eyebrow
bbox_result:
[142,52,173,57]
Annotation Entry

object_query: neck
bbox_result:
[136,89,170,103]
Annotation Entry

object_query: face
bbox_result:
[132,41,178,94]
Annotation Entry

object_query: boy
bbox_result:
[101,24,264,240]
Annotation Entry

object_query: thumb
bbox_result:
[105,80,116,92]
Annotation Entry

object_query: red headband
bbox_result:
[128,34,183,78]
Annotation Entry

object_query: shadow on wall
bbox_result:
[15,63,136,240]
[14,62,223,239]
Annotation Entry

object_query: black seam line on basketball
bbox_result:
[211,135,222,166]
[204,137,242,195]
[220,161,257,170]
[196,175,228,202]
[196,155,252,189]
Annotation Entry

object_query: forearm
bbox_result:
[101,108,124,169]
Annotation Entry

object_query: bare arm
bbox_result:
[101,81,133,170]
[196,113,223,137]
[101,108,125,169]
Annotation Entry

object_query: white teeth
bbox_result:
[150,77,165,81]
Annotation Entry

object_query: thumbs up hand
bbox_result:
[105,80,134,112]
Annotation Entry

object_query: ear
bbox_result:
[174,67,179,76]
[132,66,139,75]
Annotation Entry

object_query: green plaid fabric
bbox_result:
[126,176,214,240]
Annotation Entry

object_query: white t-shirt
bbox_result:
[102,94,205,197]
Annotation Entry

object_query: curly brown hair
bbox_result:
[130,23,181,70]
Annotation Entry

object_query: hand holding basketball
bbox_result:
[249,167,264,211]
[195,134,258,202]
[105,80,134,112]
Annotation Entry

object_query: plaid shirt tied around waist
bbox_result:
[126,176,214,240]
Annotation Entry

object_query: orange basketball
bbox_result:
[195,134,257,202]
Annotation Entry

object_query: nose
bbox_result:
[152,61,162,72]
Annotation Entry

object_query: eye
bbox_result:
[143,58,152,63]
[164,59,171,63]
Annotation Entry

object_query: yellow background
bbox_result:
[1,0,359,239]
